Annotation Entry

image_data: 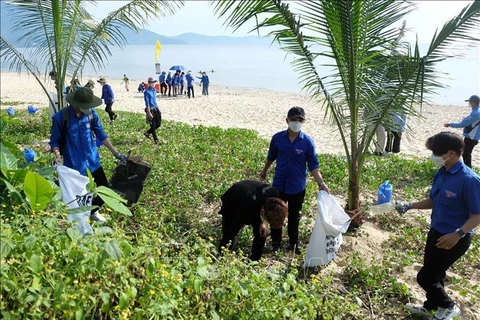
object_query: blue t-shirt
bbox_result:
[101,84,114,104]
[267,130,319,194]
[143,87,158,108]
[449,107,480,141]
[429,161,480,234]
[49,106,107,176]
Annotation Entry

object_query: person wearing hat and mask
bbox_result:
[218,180,288,261]
[396,131,480,320]
[444,95,480,168]
[49,87,127,222]
[143,77,161,144]
[259,107,329,254]
[97,77,117,122]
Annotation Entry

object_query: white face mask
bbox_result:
[430,153,446,167]
[288,121,303,132]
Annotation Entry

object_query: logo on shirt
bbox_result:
[294,149,303,155]
[444,190,457,198]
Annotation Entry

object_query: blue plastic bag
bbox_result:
[27,105,38,114]
[7,107,15,116]
[24,148,36,163]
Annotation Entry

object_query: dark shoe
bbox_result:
[271,242,281,253]
[288,243,301,254]
[143,132,152,140]
[113,114,118,121]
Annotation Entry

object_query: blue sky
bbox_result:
[87,1,477,44]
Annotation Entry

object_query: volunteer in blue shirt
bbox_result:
[166,71,172,97]
[444,94,480,168]
[143,77,161,144]
[159,71,167,96]
[197,72,210,96]
[186,71,195,98]
[49,87,126,222]
[97,77,117,122]
[396,131,480,320]
[259,107,329,253]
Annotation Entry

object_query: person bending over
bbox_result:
[218,180,288,261]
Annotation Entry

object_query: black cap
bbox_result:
[287,107,306,120]
[465,95,480,104]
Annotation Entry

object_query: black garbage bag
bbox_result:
[110,155,152,206]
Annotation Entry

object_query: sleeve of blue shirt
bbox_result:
[450,111,480,128]
[49,112,63,150]
[463,175,480,216]
[267,135,278,161]
[90,109,108,141]
[305,136,320,171]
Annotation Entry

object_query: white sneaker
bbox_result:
[431,305,460,320]
[405,303,433,318]
[90,211,107,223]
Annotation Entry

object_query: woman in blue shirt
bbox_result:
[259,107,329,253]
[143,77,161,144]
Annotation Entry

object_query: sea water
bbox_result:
[2,43,478,105]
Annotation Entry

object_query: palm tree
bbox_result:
[1,0,183,113]
[213,0,480,211]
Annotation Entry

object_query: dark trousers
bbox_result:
[160,83,167,95]
[218,216,265,261]
[105,102,116,121]
[146,108,162,143]
[463,137,478,168]
[187,86,194,98]
[91,166,109,213]
[386,131,402,153]
[418,229,471,310]
[271,189,306,247]
[167,84,172,97]
[180,84,184,95]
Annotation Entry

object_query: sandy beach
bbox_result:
[1,72,478,168]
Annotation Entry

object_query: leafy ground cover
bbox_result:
[1,109,479,319]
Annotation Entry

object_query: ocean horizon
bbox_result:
[2,43,479,106]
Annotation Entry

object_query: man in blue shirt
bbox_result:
[50,87,126,221]
[143,77,161,144]
[186,71,195,98]
[159,71,167,96]
[444,95,480,168]
[97,77,117,122]
[259,107,329,253]
[396,131,480,320]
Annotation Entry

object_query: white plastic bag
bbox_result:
[304,191,351,267]
[57,165,93,236]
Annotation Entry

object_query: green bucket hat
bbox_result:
[66,87,102,114]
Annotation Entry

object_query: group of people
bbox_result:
[137,70,210,99]
[48,80,479,320]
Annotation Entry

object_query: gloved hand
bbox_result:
[395,202,413,215]
[114,152,128,161]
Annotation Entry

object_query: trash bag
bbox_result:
[304,191,351,267]
[57,165,93,236]
[109,155,152,207]
[27,105,38,114]
[24,148,36,163]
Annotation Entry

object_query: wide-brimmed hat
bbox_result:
[97,77,107,83]
[66,87,102,114]
[147,77,157,83]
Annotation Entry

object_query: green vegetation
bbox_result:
[1,110,478,319]
[213,0,480,210]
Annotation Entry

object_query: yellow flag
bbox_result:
[155,39,162,62]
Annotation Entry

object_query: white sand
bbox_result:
[1,72,478,168]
